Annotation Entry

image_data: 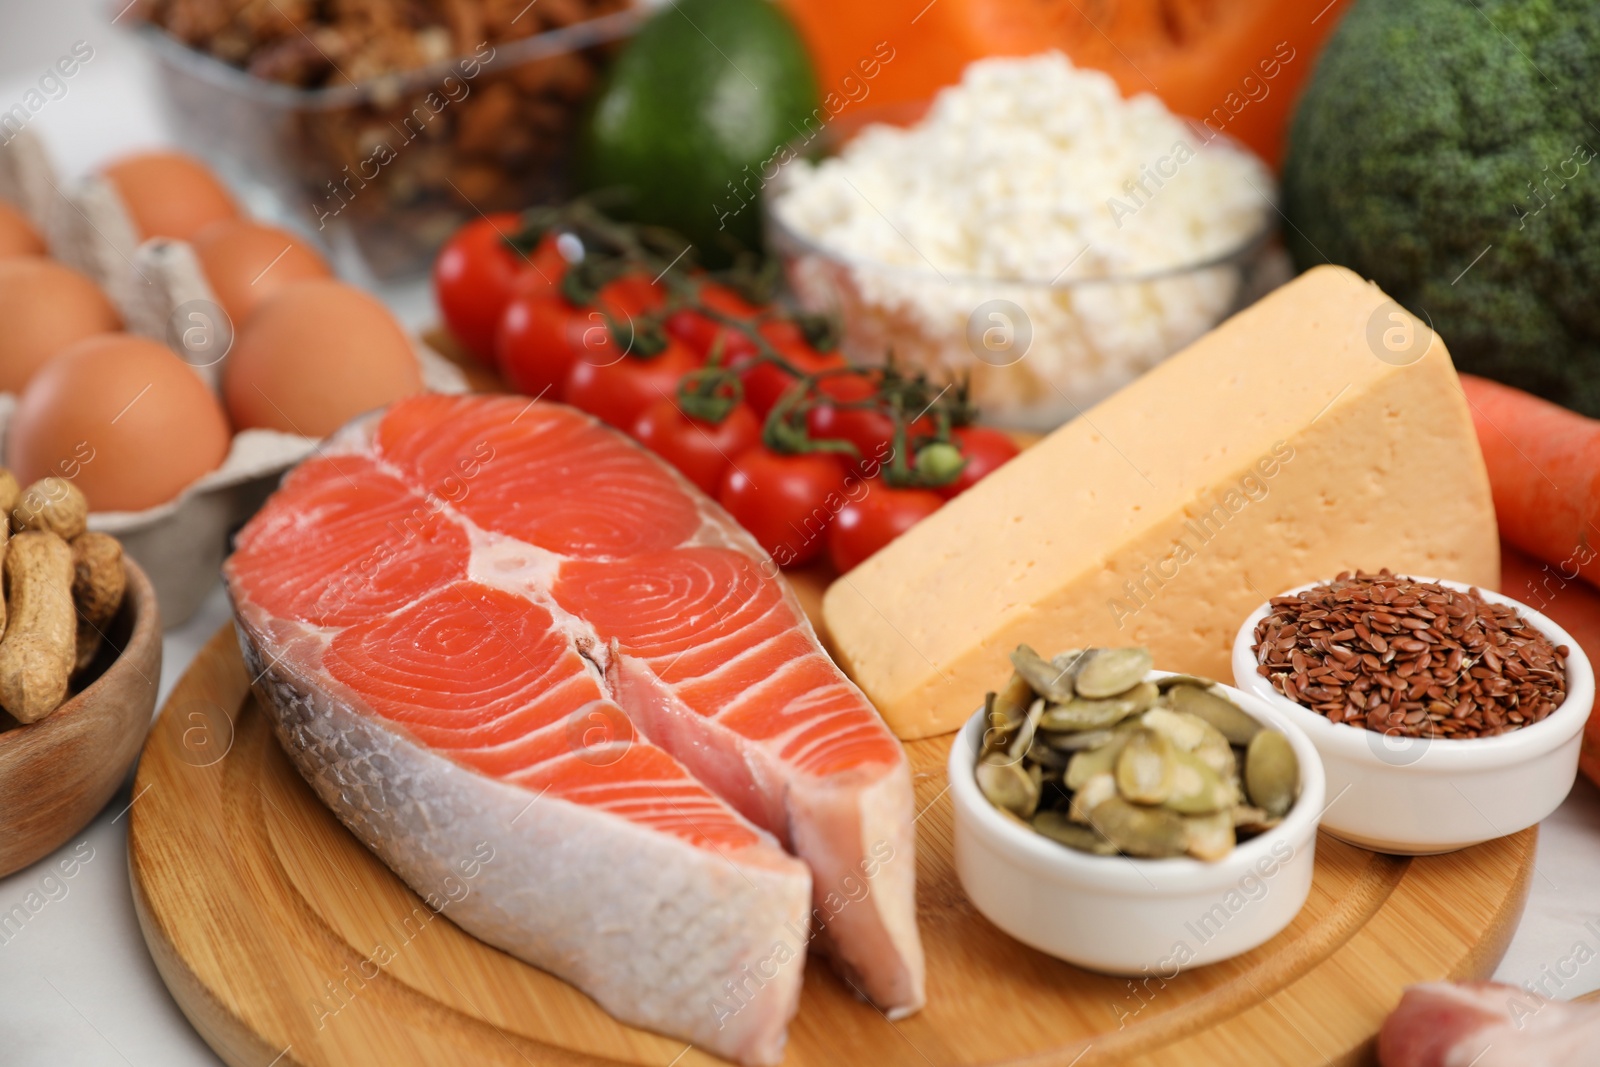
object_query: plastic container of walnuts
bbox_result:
[133,0,641,278]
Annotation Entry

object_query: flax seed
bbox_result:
[1252,570,1567,740]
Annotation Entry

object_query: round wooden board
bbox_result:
[129,624,1535,1067]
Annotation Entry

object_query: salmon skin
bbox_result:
[224,395,925,1062]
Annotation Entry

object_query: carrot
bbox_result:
[1461,373,1600,592]
[1498,544,1600,789]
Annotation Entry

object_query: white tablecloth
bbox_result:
[1,7,1596,1063]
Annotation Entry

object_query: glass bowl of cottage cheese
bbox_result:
[766,53,1285,432]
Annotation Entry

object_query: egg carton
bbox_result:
[0,128,468,626]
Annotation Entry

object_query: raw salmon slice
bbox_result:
[376,394,703,557]
[225,394,924,1063]
[324,578,791,852]
[228,453,470,628]
[379,395,924,1012]
[553,548,923,1011]
[231,472,808,1064]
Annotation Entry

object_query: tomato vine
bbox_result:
[501,200,976,490]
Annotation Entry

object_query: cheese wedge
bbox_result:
[823,265,1500,740]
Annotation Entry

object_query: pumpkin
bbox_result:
[777,0,1353,167]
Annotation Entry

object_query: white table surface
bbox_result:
[3,5,1600,1064]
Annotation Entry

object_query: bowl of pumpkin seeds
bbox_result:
[949,645,1326,974]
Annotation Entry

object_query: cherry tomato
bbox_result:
[600,272,667,317]
[495,291,586,398]
[434,215,563,365]
[828,484,945,573]
[719,447,848,566]
[632,400,761,496]
[497,272,668,400]
[563,340,699,430]
[940,426,1022,498]
[805,371,933,476]
[666,283,762,360]
[739,324,846,418]
[569,273,672,369]
[507,233,570,297]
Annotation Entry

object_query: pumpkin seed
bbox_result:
[1088,797,1188,858]
[976,645,1292,864]
[1040,699,1128,732]
[1044,726,1116,751]
[979,691,1001,755]
[1161,749,1235,814]
[1041,681,1157,732]
[1069,772,1118,823]
[1074,647,1154,698]
[1033,810,1118,854]
[1194,727,1238,780]
[1010,645,1075,702]
[1244,730,1299,818]
[1230,805,1282,833]
[1166,684,1263,745]
[1008,698,1047,761]
[977,753,1040,818]
[1024,735,1070,769]
[1128,681,1161,712]
[1156,673,1220,691]
[1065,734,1128,790]
[988,672,1035,735]
[1052,648,1089,675]
[1145,709,1239,779]
[1184,812,1236,861]
[1115,728,1174,804]
[1141,707,1208,751]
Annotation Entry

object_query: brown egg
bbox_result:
[0,202,45,259]
[191,218,330,326]
[8,334,232,512]
[223,279,424,438]
[101,151,239,241]
[0,259,122,393]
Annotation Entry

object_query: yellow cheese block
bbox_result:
[823,265,1500,740]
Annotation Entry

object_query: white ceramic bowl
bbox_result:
[948,670,1326,975]
[1231,577,1594,855]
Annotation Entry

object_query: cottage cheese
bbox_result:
[769,53,1278,429]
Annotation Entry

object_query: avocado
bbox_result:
[578,0,820,261]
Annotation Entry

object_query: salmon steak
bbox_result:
[223,394,924,1064]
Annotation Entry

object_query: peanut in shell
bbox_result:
[69,532,126,676]
[13,478,88,541]
[0,468,19,522]
[0,531,75,723]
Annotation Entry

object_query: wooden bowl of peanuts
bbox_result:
[0,474,162,878]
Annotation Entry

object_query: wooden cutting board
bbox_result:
[129,624,1534,1067]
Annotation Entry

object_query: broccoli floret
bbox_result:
[1282,0,1600,415]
